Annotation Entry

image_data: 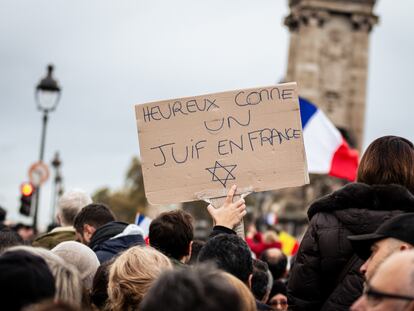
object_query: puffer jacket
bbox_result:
[287,183,414,311]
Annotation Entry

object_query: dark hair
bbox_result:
[260,248,288,280]
[12,223,32,232]
[149,210,194,260]
[251,259,270,301]
[140,265,242,311]
[269,280,287,299]
[0,229,23,253]
[0,250,55,311]
[188,240,206,265]
[0,206,6,222]
[73,203,115,233]
[198,234,253,284]
[90,258,114,309]
[357,136,414,193]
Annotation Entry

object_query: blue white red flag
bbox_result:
[299,97,359,181]
[135,213,152,238]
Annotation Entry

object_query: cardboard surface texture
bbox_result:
[135,82,309,204]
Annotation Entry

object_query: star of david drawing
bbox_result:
[205,161,237,188]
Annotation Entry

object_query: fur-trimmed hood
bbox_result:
[307,183,414,235]
[308,183,414,219]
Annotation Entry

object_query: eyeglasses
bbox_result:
[270,299,288,306]
[364,283,414,305]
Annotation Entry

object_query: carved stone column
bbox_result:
[272,1,379,226]
[284,0,378,150]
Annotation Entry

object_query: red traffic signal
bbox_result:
[21,183,34,196]
[19,182,35,216]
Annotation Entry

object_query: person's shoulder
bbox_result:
[33,229,76,249]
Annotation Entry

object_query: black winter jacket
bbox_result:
[287,183,414,311]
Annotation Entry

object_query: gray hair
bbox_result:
[58,189,92,226]
[52,241,100,291]
[5,246,83,308]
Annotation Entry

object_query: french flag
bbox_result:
[299,97,359,181]
[135,213,152,238]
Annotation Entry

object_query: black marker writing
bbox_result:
[247,128,301,151]
[204,109,251,133]
[150,140,207,166]
[234,88,295,107]
[143,98,220,123]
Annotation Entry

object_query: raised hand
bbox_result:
[207,185,247,229]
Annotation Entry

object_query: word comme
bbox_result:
[234,87,295,107]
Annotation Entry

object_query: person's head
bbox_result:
[349,213,414,282]
[357,136,414,194]
[221,271,257,311]
[260,248,288,281]
[140,265,243,311]
[52,241,100,290]
[187,239,206,265]
[13,223,34,241]
[0,229,23,253]
[57,189,92,227]
[351,250,414,311]
[73,203,115,244]
[0,205,6,222]
[0,250,55,311]
[149,209,194,262]
[251,258,272,303]
[6,245,83,308]
[107,246,172,310]
[263,230,280,244]
[90,259,114,310]
[268,281,288,311]
[198,234,253,286]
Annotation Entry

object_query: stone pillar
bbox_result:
[284,0,378,150]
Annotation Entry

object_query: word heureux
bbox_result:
[150,127,301,167]
[141,87,295,123]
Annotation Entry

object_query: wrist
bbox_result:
[213,225,236,235]
[215,221,233,229]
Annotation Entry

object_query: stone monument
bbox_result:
[266,1,380,236]
[284,0,378,149]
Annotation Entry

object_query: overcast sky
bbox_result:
[1,0,413,229]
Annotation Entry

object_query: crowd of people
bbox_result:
[0,135,413,311]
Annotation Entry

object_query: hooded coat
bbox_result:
[89,222,145,263]
[287,183,414,311]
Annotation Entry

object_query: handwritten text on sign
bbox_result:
[135,82,309,204]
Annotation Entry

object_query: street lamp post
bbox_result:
[50,151,63,223]
[33,64,61,231]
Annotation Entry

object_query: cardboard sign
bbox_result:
[135,82,309,205]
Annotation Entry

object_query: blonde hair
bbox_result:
[221,272,257,311]
[108,246,172,311]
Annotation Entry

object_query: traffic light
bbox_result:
[19,182,35,216]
